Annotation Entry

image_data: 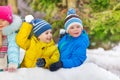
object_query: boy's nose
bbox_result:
[48,33,52,37]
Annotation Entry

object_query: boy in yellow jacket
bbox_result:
[16,15,60,70]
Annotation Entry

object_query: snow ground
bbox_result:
[0,43,120,80]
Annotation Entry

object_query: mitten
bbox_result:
[25,15,34,23]
[50,61,63,71]
[36,58,46,67]
[59,29,66,38]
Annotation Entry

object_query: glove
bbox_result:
[59,29,66,38]
[25,15,34,23]
[36,58,46,67]
[50,61,63,71]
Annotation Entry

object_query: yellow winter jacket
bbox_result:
[16,22,60,68]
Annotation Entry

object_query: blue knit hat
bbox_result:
[64,8,83,33]
[32,19,52,37]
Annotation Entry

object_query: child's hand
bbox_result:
[36,58,46,67]
[50,61,63,71]
[7,63,18,72]
[25,15,34,23]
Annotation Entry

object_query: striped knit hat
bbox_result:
[32,19,52,37]
[64,8,83,33]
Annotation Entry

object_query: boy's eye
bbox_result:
[50,31,52,34]
[45,32,48,34]
[77,25,80,28]
[70,26,74,29]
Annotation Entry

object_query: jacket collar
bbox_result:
[2,15,22,35]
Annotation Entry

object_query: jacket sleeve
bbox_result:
[42,40,60,68]
[44,47,60,68]
[62,46,87,68]
[7,33,20,66]
[16,22,32,50]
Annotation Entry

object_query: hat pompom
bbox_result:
[67,8,76,15]
[64,8,83,33]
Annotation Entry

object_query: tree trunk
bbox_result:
[7,0,18,14]
[62,0,67,7]
[0,0,7,5]
[67,0,76,9]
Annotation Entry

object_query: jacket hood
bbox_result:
[2,15,22,35]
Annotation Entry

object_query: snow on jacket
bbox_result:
[16,22,60,68]
[58,30,90,68]
[2,15,22,66]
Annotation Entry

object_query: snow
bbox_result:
[0,43,120,80]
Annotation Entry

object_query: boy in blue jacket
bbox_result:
[50,8,90,71]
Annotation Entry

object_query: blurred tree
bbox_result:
[17,0,33,17]
[8,0,18,14]
[90,0,110,12]
[17,0,45,18]
[0,0,7,5]
[62,0,67,7]
[67,0,76,8]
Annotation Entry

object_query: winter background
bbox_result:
[0,43,120,80]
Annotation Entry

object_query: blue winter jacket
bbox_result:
[2,15,22,67]
[58,30,90,68]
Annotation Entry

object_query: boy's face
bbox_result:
[68,24,82,37]
[0,19,9,30]
[38,29,52,43]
